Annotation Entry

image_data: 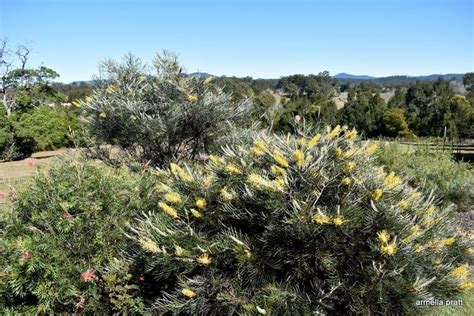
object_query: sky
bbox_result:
[1,0,472,83]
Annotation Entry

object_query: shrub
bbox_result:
[382,108,415,138]
[0,159,147,313]
[0,109,34,161]
[82,53,252,168]
[375,142,474,212]
[125,126,472,314]
[12,106,75,152]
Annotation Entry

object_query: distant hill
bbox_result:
[334,73,375,80]
[334,73,466,86]
[189,72,215,78]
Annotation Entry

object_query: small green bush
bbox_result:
[0,109,34,161]
[124,126,472,314]
[0,159,146,313]
[375,142,474,212]
[12,106,75,152]
[82,53,252,168]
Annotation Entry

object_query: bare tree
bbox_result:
[0,39,31,116]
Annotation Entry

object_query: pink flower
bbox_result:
[27,159,37,168]
[294,115,301,124]
[75,296,86,311]
[80,269,96,282]
[0,191,4,200]
[63,212,73,221]
[198,153,209,161]
[138,273,145,281]
[20,250,32,262]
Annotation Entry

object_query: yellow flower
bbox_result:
[175,245,189,257]
[154,182,167,192]
[372,189,383,201]
[209,154,224,165]
[459,282,473,291]
[106,84,116,93]
[254,139,266,151]
[271,165,287,177]
[444,237,456,246]
[297,137,307,147]
[425,206,435,215]
[273,151,289,168]
[195,198,206,209]
[333,215,345,226]
[203,175,214,187]
[250,147,265,156]
[197,253,212,265]
[182,288,196,298]
[85,96,92,102]
[343,148,356,158]
[341,177,352,185]
[164,192,182,204]
[292,150,305,167]
[139,238,161,253]
[465,248,474,255]
[343,161,356,173]
[411,191,422,199]
[158,202,178,218]
[335,148,342,157]
[344,128,357,140]
[313,213,330,225]
[399,200,410,209]
[72,100,81,107]
[170,163,192,182]
[204,76,214,84]
[191,208,202,218]
[99,111,107,118]
[307,133,321,148]
[271,177,285,192]
[365,143,378,155]
[250,139,267,156]
[225,164,241,174]
[377,230,390,244]
[450,264,469,279]
[432,258,442,265]
[187,94,198,102]
[384,172,401,190]
[327,125,341,139]
[380,241,397,256]
[220,187,234,201]
[256,306,267,315]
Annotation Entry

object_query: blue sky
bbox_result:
[1,0,472,83]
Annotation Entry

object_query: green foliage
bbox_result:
[382,108,414,138]
[276,72,335,99]
[12,106,76,151]
[0,109,34,161]
[0,160,146,313]
[82,53,252,167]
[124,126,472,314]
[375,142,474,211]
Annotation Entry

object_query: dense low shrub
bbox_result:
[0,159,147,313]
[82,53,252,168]
[0,109,35,161]
[375,142,474,212]
[124,126,472,314]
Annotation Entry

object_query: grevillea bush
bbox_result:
[81,52,252,168]
[125,125,472,314]
[0,160,147,313]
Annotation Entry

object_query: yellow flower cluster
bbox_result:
[343,161,356,173]
[443,237,456,246]
[341,177,352,185]
[175,245,189,257]
[250,139,267,156]
[99,111,107,118]
[195,198,206,209]
[159,202,178,218]
[225,163,241,174]
[365,142,378,155]
[272,150,289,168]
[344,128,357,140]
[220,187,234,201]
[139,238,161,253]
[335,148,343,157]
[247,173,284,192]
[377,230,397,256]
[191,208,202,218]
[398,200,410,209]
[182,288,196,298]
[450,264,469,279]
[343,148,356,159]
[164,192,182,204]
[307,133,321,148]
[292,150,305,167]
[327,125,341,139]
[106,84,116,93]
[271,165,286,177]
[372,189,383,201]
[197,253,212,265]
[312,213,346,226]
[186,94,198,102]
[170,163,192,182]
[383,172,401,190]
